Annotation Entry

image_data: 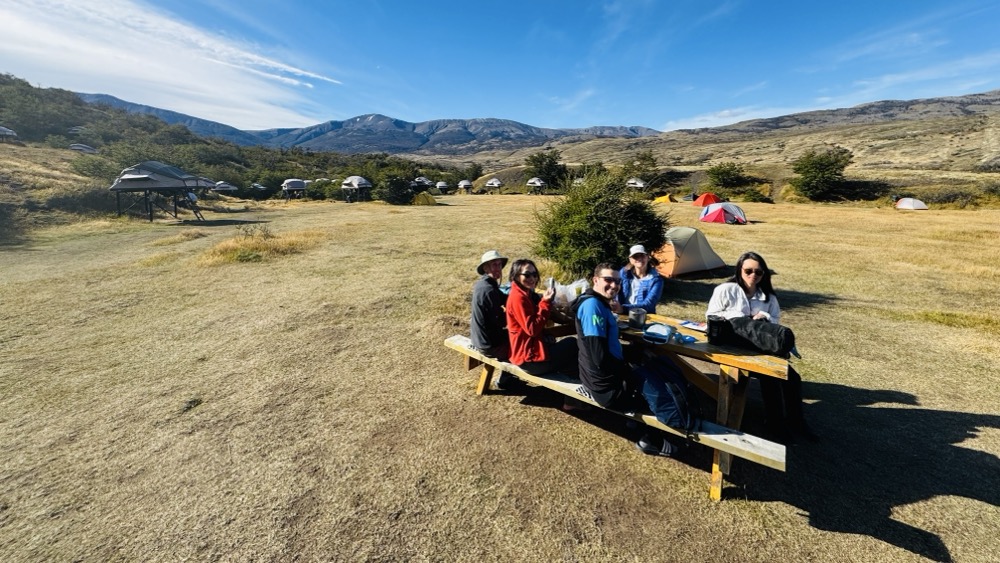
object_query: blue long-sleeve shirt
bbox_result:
[618,266,664,314]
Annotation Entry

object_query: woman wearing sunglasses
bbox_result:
[505,259,579,377]
[707,252,817,443]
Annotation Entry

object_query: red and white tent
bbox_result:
[699,202,747,224]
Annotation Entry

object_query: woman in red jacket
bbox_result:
[505,259,578,376]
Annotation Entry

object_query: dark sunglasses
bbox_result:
[600,276,622,285]
[520,271,539,278]
[743,268,765,276]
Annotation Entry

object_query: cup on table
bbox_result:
[628,308,646,329]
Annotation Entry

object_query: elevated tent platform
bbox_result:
[109,161,214,221]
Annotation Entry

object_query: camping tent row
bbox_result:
[653,227,726,277]
[896,197,928,210]
[699,202,747,225]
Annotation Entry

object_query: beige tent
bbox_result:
[412,191,437,205]
[653,226,726,277]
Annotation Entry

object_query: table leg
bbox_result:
[475,364,496,396]
[710,365,748,500]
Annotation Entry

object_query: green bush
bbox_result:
[790,147,853,200]
[372,176,413,205]
[534,173,669,276]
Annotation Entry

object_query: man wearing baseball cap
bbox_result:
[470,250,510,362]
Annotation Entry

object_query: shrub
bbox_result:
[706,162,749,189]
[790,147,853,200]
[534,173,669,276]
[372,176,413,205]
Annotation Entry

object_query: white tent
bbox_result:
[485,178,503,188]
[69,143,98,154]
[342,175,372,201]
[896,197,928,210]
[653,227,726,277]
[458,180,473,193]
[0,125,17,140]
[626,177,647,189]
[436,181,449,192]
[282,179,306,190]
[526,177,546,187]
[342,176,372,189]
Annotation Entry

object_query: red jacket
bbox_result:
[506,281,552,365]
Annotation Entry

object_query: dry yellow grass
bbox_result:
[1,195,998,562]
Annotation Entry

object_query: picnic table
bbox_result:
[618,312,789,500]
[444,312,789,501]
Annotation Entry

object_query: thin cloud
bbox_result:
[549,88,597,113]
[0,0,339,128]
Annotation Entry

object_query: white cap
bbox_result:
[629,244,647,257]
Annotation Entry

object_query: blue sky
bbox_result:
[3,0,1000,131]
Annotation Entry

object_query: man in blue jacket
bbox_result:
[572,262,676,457]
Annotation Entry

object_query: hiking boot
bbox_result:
[634,433,676,457]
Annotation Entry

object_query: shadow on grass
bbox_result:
[176,219,270,227]
[0,203,28,246]
[726,381,1000,562]
[512,376,998,561]
[662,271,841,313]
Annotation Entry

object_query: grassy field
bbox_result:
[2,195,999,562]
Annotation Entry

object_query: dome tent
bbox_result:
[896,197,928,210]
[653,227,726,277]
[699,202,747,225]
[412,191,437,205]
[693,192,722,207]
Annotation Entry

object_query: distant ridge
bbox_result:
[76,93,660,155]
[78,90,1000,158]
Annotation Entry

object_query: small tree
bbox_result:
[622,149,658,185]
[372,176,413,205]
[525,149,567,187]
[534,172,669,276]
[706,162,749,189]
[791,147,853,200]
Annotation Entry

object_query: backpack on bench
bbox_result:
[635,356,697,432]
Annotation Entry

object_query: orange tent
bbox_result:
[692,193,721,207]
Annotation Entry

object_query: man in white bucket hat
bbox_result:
[470,250,510,363]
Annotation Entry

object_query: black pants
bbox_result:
[518,337,579,377]
[759,364,805,428]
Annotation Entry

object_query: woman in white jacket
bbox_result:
[707,252,816,443]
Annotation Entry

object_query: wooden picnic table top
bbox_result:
[618,313,789,380]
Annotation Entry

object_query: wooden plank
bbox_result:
[717,366,748,475]
[464,355,483,371]
[651,348,718,400]
[475,364,495,396]
[443,334,785,471]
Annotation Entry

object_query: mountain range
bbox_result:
[76,93,659,155]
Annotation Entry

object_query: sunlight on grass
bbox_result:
[197,225,327,265]
[882,309,1000,334]
[150,229,209,246]
[137,252,181,266]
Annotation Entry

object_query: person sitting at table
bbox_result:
[618,244,664,315]
[505,259,578,377]
[572,262,677,457]
[470,249,509,361]
[706,251,817,443]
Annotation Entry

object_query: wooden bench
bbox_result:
[444,334,785,500]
